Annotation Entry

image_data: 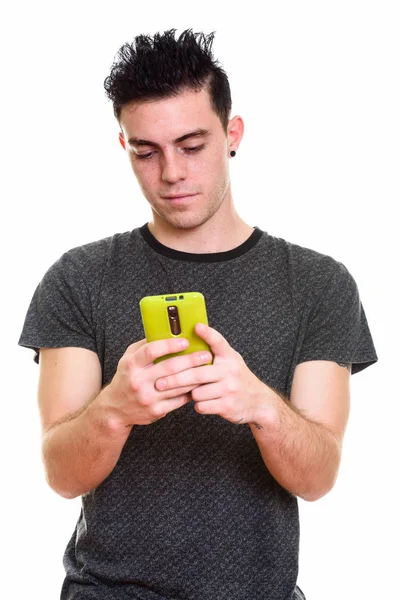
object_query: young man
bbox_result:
[19,29,378,600]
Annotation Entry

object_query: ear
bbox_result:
[118,132,126,150]
[227,115,244,154]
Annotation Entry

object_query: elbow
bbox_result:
[299,467,340,502]
[302,444,342,502]
[301,488,331,502]
[56,489,80,500]
[61,491,81,500]
[44,469,80,500]
[55,486,81,500]
[42,431,81,499]
[42,451,92,499]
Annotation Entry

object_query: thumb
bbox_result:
[194,323,231,356]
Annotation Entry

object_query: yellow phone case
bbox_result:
[139,292,213,364]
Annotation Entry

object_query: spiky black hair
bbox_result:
[104,28,232,131]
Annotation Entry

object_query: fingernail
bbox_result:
[179,339,189,349]
[200,352,210,361]
[157,378,167,390]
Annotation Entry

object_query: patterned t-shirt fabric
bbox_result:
[19,224,378,600]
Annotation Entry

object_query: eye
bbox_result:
[136,152,155,160]
[184,145,205,153]
[135,145,205,160]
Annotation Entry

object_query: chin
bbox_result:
[153,207,211,231]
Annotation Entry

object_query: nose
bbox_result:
[160,150,187,184]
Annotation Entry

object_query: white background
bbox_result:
[2,1,398,599]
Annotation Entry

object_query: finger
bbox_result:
[194,323,231,356]
[155,364,218,392]
[134,337,190,368]
[153,349,213,382]
[193,399,222,415]
[125,338,147,352]
[159,384,199,399]
[194,399,243,424]
[191,382,222,402]
[156,392,192,417]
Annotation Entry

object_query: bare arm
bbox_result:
[39,339,212,499]
[249,394,341,501]
[249,360,351,501]
[42,400,132,499]
[153,324,351,502]
[39,347,130,499]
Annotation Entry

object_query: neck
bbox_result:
[148,191,254,254]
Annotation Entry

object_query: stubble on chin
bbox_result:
[149,176,230,232]
[153,207,210,231]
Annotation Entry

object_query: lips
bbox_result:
[162,193,197,199]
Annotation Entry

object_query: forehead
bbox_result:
[119,87,221,142]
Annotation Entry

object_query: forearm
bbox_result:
[250,388,341,502]
[42,386,132,499]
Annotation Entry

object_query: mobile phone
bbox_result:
[139,291,213,364]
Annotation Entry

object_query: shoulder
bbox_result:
[64,230,134,271]
[39,228,143,295]
[263,229,341,270]
[261,229,352,292]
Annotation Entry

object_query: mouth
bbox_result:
[162,193,198,200]
[161,193,199,203]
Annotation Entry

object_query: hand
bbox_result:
[155,323,270,426]
[102,336,212,429]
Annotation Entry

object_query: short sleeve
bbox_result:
[18,252,97,364]
[297,261,378,375]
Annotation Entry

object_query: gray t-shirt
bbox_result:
[19,224,378,600]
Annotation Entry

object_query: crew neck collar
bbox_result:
[138,223,264,263]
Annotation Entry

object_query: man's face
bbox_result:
[119,87,234,231]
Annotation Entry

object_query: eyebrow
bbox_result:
[127,128,211,148]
